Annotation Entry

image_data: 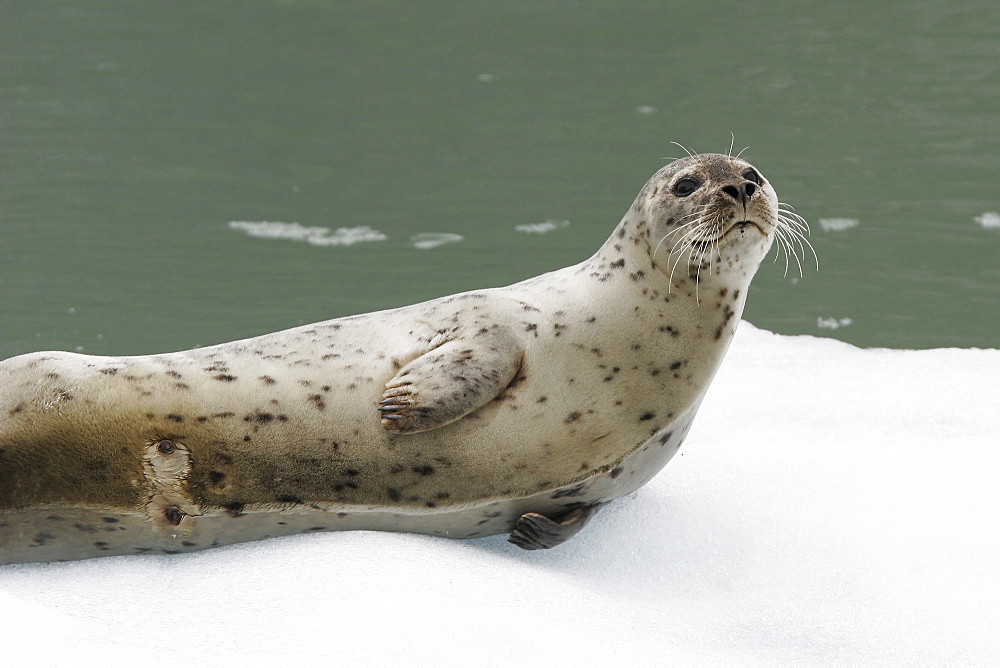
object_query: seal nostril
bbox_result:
[743,182,757,199]
[721,185,740,200]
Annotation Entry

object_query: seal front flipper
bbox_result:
[508,503,606,550]
[379,327,523,434]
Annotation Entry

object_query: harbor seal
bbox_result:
[0,152,809,564]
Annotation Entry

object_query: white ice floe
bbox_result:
[409,233,464,249]
[818,217,860,232]
[2,323,999,664]
[974,211,1000,229]
[228,221,387,246]
[515,219,570,234]
[817,316,854,329]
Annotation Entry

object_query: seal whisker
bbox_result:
[777,214,819,272]
[777,203,812,233]
[777,212,811,236]
[664,210,711,262]
[773,226,799,277]
[775,228,802,276]
[670,140,697,158]
[652,206,709,264]
[667,220,707,288]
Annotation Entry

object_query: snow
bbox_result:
[2,323,998,665]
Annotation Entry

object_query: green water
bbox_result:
[1,0,998,359]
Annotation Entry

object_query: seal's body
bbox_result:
[0,153,799,564]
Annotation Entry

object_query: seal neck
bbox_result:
[577,213,758,341]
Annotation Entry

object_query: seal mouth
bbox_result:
[725,220,767,237]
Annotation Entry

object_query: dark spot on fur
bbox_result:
[412,465,435,476]
[670,361,683,370]
[277,495,303,504]
[658,431,674,445]
[259,375,276,385]
[165,414,184,423]
[244,412,274,424]
[610,258,625,269]
[609,466,624,479]
[208,470,226,485]
[551,483,586,499]
[214,374,237,382]
[536,396,548,403]
[101,517,120,524]
[639,411,656,421]
[224,502,245,517]
[387,488,402,502]
[308,394,326,411]
[94,541,110,551]
[564,411,582,424]
[99,368,119,376]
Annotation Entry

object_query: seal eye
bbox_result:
[742,169,761,185]
[673,177,700,197]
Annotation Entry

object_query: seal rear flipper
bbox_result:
[508,503,606,550]
[379,329,523,434]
